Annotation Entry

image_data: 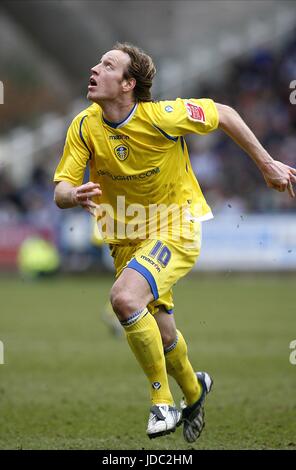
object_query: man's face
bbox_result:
[87,49,131,103]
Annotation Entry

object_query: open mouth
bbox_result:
[89,77,97,86]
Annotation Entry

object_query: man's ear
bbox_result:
[122,77,136,93]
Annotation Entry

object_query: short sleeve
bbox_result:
[53,113,92,186]
[154,98,219,137]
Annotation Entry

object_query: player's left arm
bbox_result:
[215,102,296,197]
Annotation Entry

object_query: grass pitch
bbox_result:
[0,274,295,450]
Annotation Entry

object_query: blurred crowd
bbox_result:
[0,33,295,268]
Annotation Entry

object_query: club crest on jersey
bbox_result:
[114,144,129,161]
[185,101,205,123]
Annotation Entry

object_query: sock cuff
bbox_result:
[164,334,179,354]
[120,307,149,328]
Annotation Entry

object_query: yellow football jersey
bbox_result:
[54,98,219,244]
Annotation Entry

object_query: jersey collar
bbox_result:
[102,103,138,129]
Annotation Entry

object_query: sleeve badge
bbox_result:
[185,101,205,123]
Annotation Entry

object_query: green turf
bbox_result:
[0,274,295,450]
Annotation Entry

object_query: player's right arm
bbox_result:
[54,112,102,215]
[54,181,101,215]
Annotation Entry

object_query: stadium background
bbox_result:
[0,0,295,450]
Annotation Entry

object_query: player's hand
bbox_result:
[71,181,102,215]
[261,160,296,198]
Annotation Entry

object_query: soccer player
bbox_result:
[53,43,296,442]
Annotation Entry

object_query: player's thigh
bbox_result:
[112,266,153,306]
[110,244,154,316]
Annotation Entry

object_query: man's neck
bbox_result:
[98,100,136,124]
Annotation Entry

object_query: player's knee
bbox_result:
[110,285,138,321]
